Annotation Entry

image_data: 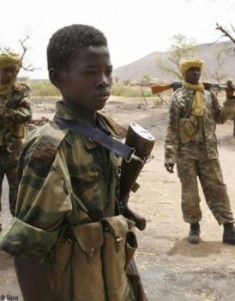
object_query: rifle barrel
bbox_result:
[151,81,228,94]
[204,82,227,90]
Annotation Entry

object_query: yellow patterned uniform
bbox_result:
[165,86,235,224]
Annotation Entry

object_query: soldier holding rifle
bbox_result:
[0,24,150,301]
[164,57,235,245]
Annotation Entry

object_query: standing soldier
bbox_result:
[164,57,235,245]
[0,52,32,229]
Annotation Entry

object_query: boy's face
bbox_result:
[58,45,113,115]
[0,66,18,85]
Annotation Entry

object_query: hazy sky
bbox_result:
[1,0,235,79]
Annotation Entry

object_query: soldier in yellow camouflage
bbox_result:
[0,25,147,301]
[0,52,32,229]
[165,58,235,245]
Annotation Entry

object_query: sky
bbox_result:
[1,0,235,79]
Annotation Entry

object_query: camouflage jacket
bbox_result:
[0,83,32,153]
[165,86,235,163]
[0,101,127,260]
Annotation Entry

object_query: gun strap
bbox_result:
[55,118,136,161]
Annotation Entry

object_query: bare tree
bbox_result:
[158,34,199,80]
[0,35,37,73]
[216,23,235,44]
[208,48,228,83]
[216,23,235,138]
[139,73,151,108]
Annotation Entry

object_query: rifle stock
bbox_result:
[151,81,228,94]
[119,122,155,230]
[151,83,174,94]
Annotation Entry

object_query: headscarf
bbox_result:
[180,58,205,116]
[0,52,21,96]
[180,58,204,78]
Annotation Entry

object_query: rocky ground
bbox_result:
[1,95,235,301]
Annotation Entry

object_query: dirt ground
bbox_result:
[1,95,235,301]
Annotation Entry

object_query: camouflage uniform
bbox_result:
[15,101,124,227]
[0,101,144,301]
[165,86,235,224]
[0,83,31,216]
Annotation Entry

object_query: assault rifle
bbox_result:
[55,118,155,231]
[151,81,228,94]
[120,122,155,231]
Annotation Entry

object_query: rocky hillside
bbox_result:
[113,41,235,83]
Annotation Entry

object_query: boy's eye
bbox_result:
[82,68,112,77]
[105,69,112,76]
[83,70,96,75]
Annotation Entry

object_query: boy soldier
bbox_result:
[0,52,31,230]
[164,58,235,245]
[0,24,147,300]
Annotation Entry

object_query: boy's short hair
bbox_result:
[47,24,108,71]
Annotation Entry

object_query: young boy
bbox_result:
[0,52,31,229]
[0,24,147,300]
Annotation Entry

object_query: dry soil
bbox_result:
[1,95,235,301]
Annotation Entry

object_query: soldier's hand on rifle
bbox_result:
[123,203,146,231]
[165,162,174,173]
[225,80,235,99]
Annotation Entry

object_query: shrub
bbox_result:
[26,80,60,97]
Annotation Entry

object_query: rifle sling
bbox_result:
[56,118,136,161]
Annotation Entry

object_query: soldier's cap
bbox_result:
[0,52,21,69]
[180,58,204,77]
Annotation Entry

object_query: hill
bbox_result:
[113,41,235,83]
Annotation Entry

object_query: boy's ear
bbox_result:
[49,68,64,88]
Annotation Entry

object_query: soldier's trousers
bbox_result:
[176,156,234,225]
[0,147,18,216]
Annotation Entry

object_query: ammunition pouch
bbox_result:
[46,215,137,301]
[179,116,198,144]
[2,215,142,300]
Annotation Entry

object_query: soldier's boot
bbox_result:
[223,223,235,245]
[188,222,200,244]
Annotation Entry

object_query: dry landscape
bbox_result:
[1,95,235,301]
